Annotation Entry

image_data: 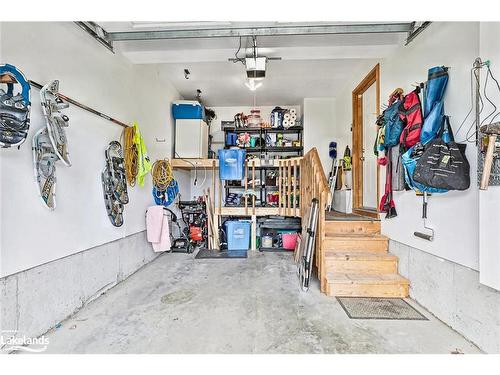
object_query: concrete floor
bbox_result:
[35,251,481,354]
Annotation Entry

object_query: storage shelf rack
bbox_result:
[223,125,303,209]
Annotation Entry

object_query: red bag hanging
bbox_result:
[399,88,423,149]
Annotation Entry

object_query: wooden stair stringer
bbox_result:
[318,218,409,298]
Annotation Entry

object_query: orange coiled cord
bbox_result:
[122,126,138,186]
[151,159,174,191]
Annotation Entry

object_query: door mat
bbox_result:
[195,249,247,259]
[336,297,428,320]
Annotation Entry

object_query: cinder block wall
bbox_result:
[389,240,500,353]
[0,231,158,343]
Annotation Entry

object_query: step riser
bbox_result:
[327,283,409,298]
[324,221,381,235]
[323,239,388,253]
[324,260,398,274]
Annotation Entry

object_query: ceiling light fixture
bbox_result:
[245,78,263,91]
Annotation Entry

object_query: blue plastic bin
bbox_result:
[226,132,237,146]
[218,149,246,180]
[172,100,204,119]
[225,221,251,251]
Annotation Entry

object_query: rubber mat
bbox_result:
[336,297,428,320]
[195,249,247,259]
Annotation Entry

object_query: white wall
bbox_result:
[0,22,185,277]
[333,22,481,270]
[479,22,500,290]
[303,98,336,176]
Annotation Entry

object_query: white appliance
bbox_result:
[174,119,208,158]
[333,189,353,214]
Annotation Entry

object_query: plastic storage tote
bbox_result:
[225,220,251,251]
[218,149,246,180]
[281,232,299,250]
[172,100,204,119]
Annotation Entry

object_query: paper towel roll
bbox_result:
[284,113,291,120]
[290,108,297,116]
[290,114,297,121]
[289,120,296,127]
[283,119,290,127]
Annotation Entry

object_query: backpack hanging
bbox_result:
[413,116,470,191]
[402,65,450,193]
[399,88,423,149]
[381,99,404,148]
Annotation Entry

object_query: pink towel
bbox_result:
[146,205,164,243]
[146,206,171,252]
[153,215,171,253]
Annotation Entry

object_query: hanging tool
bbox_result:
[414,192,434,241]
[327,141,338,211]
[479,122,500,190]
[327,160,339,211]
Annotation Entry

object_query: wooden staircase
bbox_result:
[299,148,409,298]
[319,218,409,298]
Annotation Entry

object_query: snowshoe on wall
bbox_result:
[102,167,124,227]
[40,80,71,166]
[0,64,31,148]
[101,141,129,227]
[32,127,58,210]
[105,141,129,204]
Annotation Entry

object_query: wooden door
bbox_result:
[352,64,380,218]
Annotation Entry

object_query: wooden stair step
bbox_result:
[324,220,381,235]
[325,272,409,298]
[323,251,398,274]
[322,234,389,253]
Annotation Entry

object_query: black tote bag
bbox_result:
[413,116,470,191]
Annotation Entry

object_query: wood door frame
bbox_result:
[352,64,380,219]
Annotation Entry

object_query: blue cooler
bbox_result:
[172,100,204,119]
[225,220,251,252]
[218,149,246,180]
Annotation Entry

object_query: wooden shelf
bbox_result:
[171,158,218,170]
[172,158,303,170]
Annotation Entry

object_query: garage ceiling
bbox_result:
[97,22,409,106]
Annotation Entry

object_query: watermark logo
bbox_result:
[1,330,49,353]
